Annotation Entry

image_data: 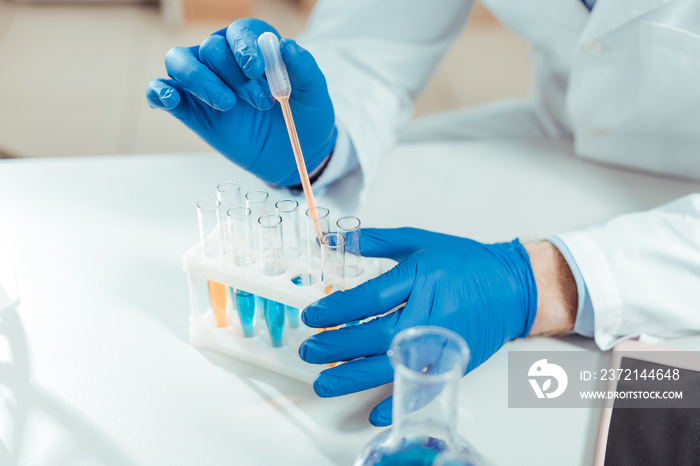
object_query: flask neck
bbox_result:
[388,327,469,449]
[391,363,462,447]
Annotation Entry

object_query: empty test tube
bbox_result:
[227,206,255,267]
[217,182,242,253]
[197,197,228,327]
[258,214,285,276]
[336,216,363,279]
[275,199,301,260]
[245,189,270,249]
[197,197,222,257]
[305,206,330,270]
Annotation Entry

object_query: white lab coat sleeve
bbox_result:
[296,0,473,189]
[556,194,700,350]
[312,122,359,190]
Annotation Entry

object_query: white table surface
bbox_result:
[1,140,699,466]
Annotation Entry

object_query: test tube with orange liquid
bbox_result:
[197,197,229,328]
[320,233,346,366]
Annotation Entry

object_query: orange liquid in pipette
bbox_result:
[208,280,229,328]
[278,97,323,242]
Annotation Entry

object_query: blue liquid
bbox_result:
[375,445,438,466]
[256,295,265,320]
[286,305,300,329]
[291,273,316,286]
[366,437,475,466]
[231,288,256,337]
[263,298,286,347]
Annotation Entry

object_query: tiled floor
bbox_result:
[0,0,532,158]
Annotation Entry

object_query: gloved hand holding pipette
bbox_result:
[299,227,541,427]
[146,18,337,187]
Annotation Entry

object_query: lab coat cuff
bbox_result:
[312,122,360,190]
[546,236,595,338]
[553,231,624,350]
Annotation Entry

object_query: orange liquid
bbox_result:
[208,280,229,328]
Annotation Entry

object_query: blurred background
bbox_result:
[0,0,532,160]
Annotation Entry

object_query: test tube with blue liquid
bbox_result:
[276,199,302,328]
[258,214,286,347]
[227,206,256,337]
[245,189,270,320]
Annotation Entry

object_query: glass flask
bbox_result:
[354,326,482,466]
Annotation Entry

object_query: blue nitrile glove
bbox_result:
[146,18,337,187]
[299,228,538,427]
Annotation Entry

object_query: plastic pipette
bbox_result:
[257,32,324,242]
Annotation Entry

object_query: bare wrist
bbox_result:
[525,241,578,337]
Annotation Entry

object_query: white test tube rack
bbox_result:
[183,231,389,384]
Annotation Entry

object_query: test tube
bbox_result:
[246,189,270,319]
[286,305,301,329]
[264,298,286,347]
[217,182,242,253]
[197,197,228,327]
[305,206,330,270]
[197,197,222,257]
[275,199,301,260]
[227,206,255,267]
[227,206,256,337]
[208,280,229,328]
[258,214,285,276]
[231,287,256,337]
[321,232,346,296]
[245,189,270,250]
[336,216,363,280]
[320,232,345,365]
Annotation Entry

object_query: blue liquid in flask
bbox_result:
[365,437,476,466]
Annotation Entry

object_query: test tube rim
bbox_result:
[196,197,220,211]
[216,181,241,195]
[245,189,270,203]
[304,206,330,220]
[258,214,283,228]
[227,206,251,220]
[275,199,299,213]
[321,232,346,249]
[336,216,361,232]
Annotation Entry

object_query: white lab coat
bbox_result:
[297,0,700,350]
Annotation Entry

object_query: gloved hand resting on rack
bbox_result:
[299,227,578,427]
[146,18,336,187]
